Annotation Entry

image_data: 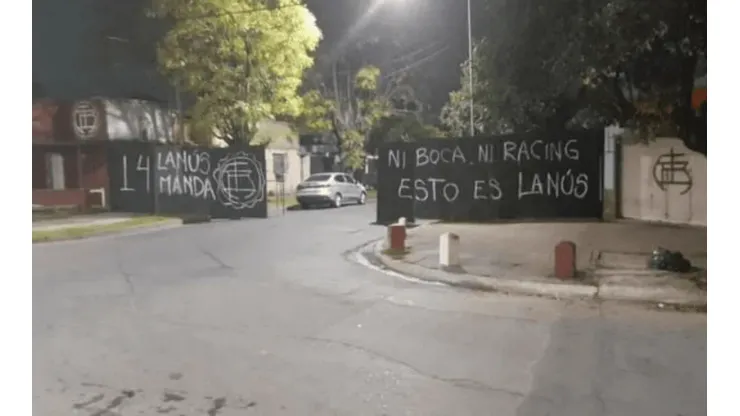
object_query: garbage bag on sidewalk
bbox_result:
[648,247,693,273]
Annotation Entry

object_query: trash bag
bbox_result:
[648,247,693,273]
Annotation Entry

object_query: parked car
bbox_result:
[295,172,367,209]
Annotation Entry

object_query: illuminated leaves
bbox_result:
[152,0,322,145]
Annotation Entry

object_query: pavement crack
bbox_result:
[89,389,135,416]
[200,247,234,270]
[303,336,526,398]
[114,248,136,296]
[72,393,105,409]
[206,397,227,416]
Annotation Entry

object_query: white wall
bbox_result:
[621,137,706,226]
[103,99,176,142]
[265,149,309,195]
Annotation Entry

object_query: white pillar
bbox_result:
[439,232,460,268]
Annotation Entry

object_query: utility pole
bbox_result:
[467,0,475,137]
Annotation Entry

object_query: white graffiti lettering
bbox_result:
[416,146,467,167]
[517,170,590,200]
[158,174,216,200]
[157,150,210,174]
[388,149,407,169]
[473,179,503,200]
[397,178,461,202]
[501,139,580,164]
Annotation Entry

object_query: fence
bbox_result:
[108,141,268,219]
[375,130,604,224]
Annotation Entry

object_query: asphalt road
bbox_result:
[33,203,706,416]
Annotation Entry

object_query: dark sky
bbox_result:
[304,0,475,113]
[33,0,481,117]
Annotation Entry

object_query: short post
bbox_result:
[439,232,460,269]
[398,217,407,227]
[387,223,407,252]
[554,241,577,280]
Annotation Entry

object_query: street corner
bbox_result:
[368,237,599,300]
[365,232,706,308]
[593,268,707,308]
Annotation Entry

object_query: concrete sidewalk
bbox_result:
[375,221,706,306]
[32,213,136,231]
[31,213,186,244]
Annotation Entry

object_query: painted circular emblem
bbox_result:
[72,101,100,139]
[212,152,266,210]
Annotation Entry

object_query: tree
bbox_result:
[301,64,423,170]
[151,0,322,146]
[94,0,163,70]
[439,41,495,136]
[454,0,706,154]
[367,114,446,153]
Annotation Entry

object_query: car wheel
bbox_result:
[333,193,342,208]
[358,192,367,205]
[300,202,310,210]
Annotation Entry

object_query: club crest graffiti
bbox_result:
[72,101,101,139]
[652,148,693,195]
[212,151,266,210]
[108,143,268,219]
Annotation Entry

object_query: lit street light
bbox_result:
[383,0,475,136]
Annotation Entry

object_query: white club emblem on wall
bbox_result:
[72,101,101,139]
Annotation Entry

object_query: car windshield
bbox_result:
[305,174,333,182]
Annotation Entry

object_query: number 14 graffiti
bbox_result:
[119,154,151,193]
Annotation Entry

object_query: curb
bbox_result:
[32,218,185,244]
[370,240,707,307]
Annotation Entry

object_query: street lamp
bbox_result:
[384,0,475,136]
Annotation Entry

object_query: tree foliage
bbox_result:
[367,114,446,153]
[151,0,322,146]
[300,64,424,169]
[446,0,706,154]
[95,0,163,70]
[439,41,495,136]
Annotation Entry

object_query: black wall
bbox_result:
[376,131,604,224]
[108,141,155,214]
[108,142,268,219]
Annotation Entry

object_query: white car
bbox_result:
[295,172,367,209]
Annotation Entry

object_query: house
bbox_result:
[200,120,312,196]
[32,97,178,209]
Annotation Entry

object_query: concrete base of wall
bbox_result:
[602,189,617,220]
[32,188,104,211]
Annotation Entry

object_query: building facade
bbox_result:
[32,98,178,209]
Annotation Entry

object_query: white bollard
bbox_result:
[398,217,407,227]
[439,232,460,268]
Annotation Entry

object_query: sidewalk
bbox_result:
[374,221,706,306]
[32,213,135,231]
[32,212,184,243]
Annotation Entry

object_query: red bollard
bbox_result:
[388,224,407,251]
[554,241,577,280]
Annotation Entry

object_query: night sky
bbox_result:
[33,0,481,116]
[304,0,475,113]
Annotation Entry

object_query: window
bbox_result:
[273,152,287,175]
[333,174,346,183]
[273,152,287,182]
[305,173,332,182]
[45,153,65,190]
